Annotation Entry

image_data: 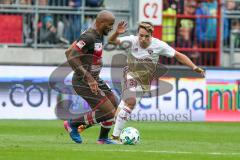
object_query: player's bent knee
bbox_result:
[100,105,116,119]
[108,108,116,119]
[107,93,118,109]
[124,97,136,108]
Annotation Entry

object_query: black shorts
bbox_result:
[72,74,113,109]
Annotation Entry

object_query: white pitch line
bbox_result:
[72,149,240,156]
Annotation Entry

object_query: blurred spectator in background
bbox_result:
[196,0,217,47]
[38,0,48,6]
[18,0,31,5]
[57,17,65,40]
[176,0,184,14]
[82,15,94,31]
[39,15,69,44]
[37,1,56,44]
[177,0,196,48]
[0,0,13,9]
[48,0,68,6]
[0,0,12,4]
[232,20,240,48]
[86,0,104,7]
[48,0,104,7]
[46,0,105,44]
[39,15,58,44]
[18,0,33,45]
[195,0,229,65]
[225,0,240,48]
[226,0,240,10]
[83,0,104,32]
[162,0,177,46]
[195,0,229,48]
[177,0,199,60]
[226,0,236,10]
[68,0,81,7]
[63,0,81,43]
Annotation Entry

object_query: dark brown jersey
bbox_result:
[73,28,103,79]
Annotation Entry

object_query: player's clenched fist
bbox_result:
[193,66,205,77]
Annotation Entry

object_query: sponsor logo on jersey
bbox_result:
[148,49,153,55]
[76,40,86,49]
[94,43,102,51]
[135,58,152,62]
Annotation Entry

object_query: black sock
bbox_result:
[71,116,86,127]
[70,110,112,129]
[84,124,93,129]
[98,127,111,139]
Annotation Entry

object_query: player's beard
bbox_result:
[103,28,112,36]
[103,32,108,35]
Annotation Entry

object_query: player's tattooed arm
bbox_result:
[65,41,99,94]
[174,51,205,77]
[65,41,88,76]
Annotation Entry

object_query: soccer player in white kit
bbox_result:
[108,21,205,140]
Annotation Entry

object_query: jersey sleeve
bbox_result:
[118,35,136,45]
[74,33,94,54]
[159,41,176,58]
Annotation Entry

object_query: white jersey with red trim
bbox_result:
[118,35,176,91]
[118,35,175,63]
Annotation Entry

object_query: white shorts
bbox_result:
[118,72,143,109]
[118,69,159,109]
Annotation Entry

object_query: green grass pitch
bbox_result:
[0,120,240,160]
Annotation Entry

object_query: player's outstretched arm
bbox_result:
[108,20,127,44]
[174,51,205,77]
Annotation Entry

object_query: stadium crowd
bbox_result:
[0,0,239,65]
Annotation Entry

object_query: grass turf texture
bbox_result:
[0,120,240,160]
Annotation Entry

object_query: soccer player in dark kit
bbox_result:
[64,10,118,144]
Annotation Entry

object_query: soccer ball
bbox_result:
[120,127,140,145]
